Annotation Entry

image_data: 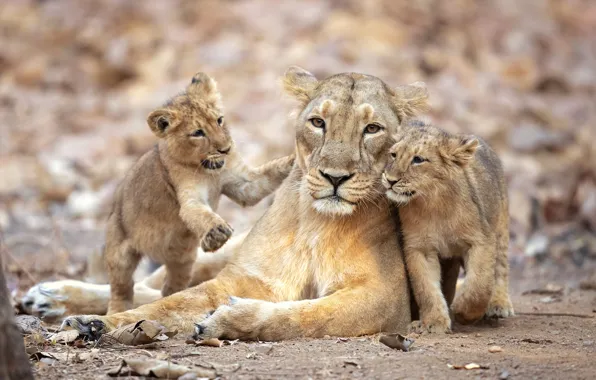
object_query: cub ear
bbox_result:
[444,135,479,166]
[393,81,430,121]
[147,109,181,138]
[282,66,318,106]
[188,72,222,105]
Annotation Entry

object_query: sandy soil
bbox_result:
[26,289,596,380]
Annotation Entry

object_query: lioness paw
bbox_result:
[193,297,265,340]
[60,315,109,340]
[201,223,233,252]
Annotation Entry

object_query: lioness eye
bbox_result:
[217,116,224,126]
[364,124,382,134]
[191,129,205,137]
[310,118,325,129]
[412,156,426,164]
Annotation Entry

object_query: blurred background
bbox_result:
[1,0,595,294]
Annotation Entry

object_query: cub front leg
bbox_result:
[222,154,295,207]
[452,242,497,324]
[178,201,233,253]
[406,250,452,334]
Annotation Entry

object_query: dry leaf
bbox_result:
[107,358,216,379]
[343,360,361,369]
[196,338,224,347]
[448,363,489,370]
[49,329,80,344]
[106,320,177,346]
[522,283,564,296]
[379,333,415,352]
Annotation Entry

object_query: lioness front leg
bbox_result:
[406,251,451,334]
[61,272,270,337]
[195,285,405,341]
[452,242,497,324]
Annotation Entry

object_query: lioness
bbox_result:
[51,67,429,341]
[104,72,294,314]
[383,125,514,333]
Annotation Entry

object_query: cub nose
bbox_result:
[319,170,354,189]
[217,146,231,155]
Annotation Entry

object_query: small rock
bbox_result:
[489,345,503,353]
[499,370,510,379]
[583,340,594,347]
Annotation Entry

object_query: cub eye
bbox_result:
[217,116,224,126]
[364,123,383,134]
[191,129,205,137]
[412,156,426,164]
[310,118,325,129]
[390,152,397,158]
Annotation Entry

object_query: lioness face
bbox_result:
[383,127,479,204]
[283,66,429,216]
[147,72,233,170]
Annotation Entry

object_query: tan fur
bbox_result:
[104,72,294,314]
[383,125,514,333]
[60,67,430,341]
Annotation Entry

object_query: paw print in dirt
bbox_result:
[201,223,233,252]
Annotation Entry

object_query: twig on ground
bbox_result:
[517,311,595,319]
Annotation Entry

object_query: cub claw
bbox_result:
[201,223,233,252]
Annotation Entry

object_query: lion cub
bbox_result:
[383,125,514,333]
[105,72,294,314]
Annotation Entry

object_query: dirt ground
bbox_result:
[26,287,596,380]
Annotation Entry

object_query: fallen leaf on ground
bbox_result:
[107,358,216,379]
[489,345,503,353]
[106,320,177,346]
[379,333,415,351]
[49,329,80,344]
[15,315,47,336]
[186,338,237,347]
[448,363,489,370]
[30,351,69,362]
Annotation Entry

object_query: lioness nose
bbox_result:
[217,146,231,155]
[319,170,354,189]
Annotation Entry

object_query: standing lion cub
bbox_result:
[104,72,294,314]
[383,124,514,333]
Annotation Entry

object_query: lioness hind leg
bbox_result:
[106,241,141,315]
[485,228,514,318]
[452,241,496,324]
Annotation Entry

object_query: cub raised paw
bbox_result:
[201,223,234,252]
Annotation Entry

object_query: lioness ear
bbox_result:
[282,66,318,105]
[147,109,181,138]
[188,72,222,105]
[445,135,479,166]
[393,82,430,121]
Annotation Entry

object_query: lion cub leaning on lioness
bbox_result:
[383,124,514,333]
[104,72,294,314]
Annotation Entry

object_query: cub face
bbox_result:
[283,66,429,216]
[383,127,479,204]
[147,72,233,170]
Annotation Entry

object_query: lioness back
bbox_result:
[383,125,513,333]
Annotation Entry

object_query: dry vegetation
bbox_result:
[1,0,595,378]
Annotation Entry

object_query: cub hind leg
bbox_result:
[106,240,141,315]
[161,248,196,297]
[485,226,514,318]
